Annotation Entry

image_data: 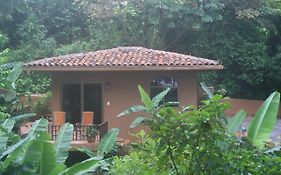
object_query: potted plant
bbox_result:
[86,125,99,143]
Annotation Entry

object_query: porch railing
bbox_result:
[48,121,108,141]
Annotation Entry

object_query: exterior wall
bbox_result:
[51,71,198,139]
[223,98,281,117]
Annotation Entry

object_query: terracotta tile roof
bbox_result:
[24,47,222,71]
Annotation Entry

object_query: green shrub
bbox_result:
[113,86,281,174]
[110,132,168,175]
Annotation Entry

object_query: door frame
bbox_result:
[60,81,104,124]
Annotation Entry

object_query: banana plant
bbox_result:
[74,128,120,172]
[197,83,281,148]
[0,117,119,174]
[247,91,280,148]
[117,85,171,128]
[200,82,214,99]
[226,109,247,133]
[1,62,23,102]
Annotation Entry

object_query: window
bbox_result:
[150,77,178,105]
[62,83,102,124]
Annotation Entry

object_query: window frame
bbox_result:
[150,77,178,105]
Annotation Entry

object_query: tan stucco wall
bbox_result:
[51,71,198,139]
[223,98,281,117]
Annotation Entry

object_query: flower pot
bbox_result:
[87,135,96,143]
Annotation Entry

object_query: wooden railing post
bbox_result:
[48,121,108,141]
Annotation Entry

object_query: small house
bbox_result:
[24,47,222,139]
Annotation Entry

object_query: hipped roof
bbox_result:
[24,47,223,72]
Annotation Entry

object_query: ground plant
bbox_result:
[112,86,281,174]
[0,117,119,174]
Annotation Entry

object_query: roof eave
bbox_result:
[24,65,223,72]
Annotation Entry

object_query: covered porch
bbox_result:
[20,120,109,151]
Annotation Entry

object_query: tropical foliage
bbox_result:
[0,0,281,98]
[0,116,120,174]
[202,83,281,148]
[114,86,281,174]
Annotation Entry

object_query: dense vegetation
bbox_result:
[0,117,120,174]
[0,0,281,99]
[111,86,281,174]
[1,1,281,174]
[1,65,281,174]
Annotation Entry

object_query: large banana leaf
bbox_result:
[129,116,146,128]
[6,63,22,83]
[13,133,49,174]
[49,164,67,175]
[2,118,48,167]
[40,136,56,175]
[74,147,97,158]
[117,105,146,117]
[138,85,154,111]
[0,119,15,152]
[2,119,15,132]
[11,113,36,122]
[200,82,213,99]
[117,86,169,118]
[248,91,280,147]
[3,140,31,170]
[58,158,99,175]
[28,118,48,136]
[20,132,56,175]
[226,109,247,133]
[54,123,74,164]
[152,88,170,107]
[0,128,9,153]
[0,135,33,159]
[97,128,119,156]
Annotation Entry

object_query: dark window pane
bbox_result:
[84,84,102,124]
[150,87,163,98]
[165,88,178,102]
[63,84,81,124]
[150,77,178,106]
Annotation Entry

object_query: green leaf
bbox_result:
[117,105,146,117]
[11,113,36,122]
[40,138,57,175]
[152,88,170,107]
[264,146,281,157]
[20,133,53,174]
[58,158,99,175]
[247,91,280,147]
[28,118,48,136]
[49,164,67,175]
[130,117,146,128]
[226,109,247,133]
[0,119,15,152]
[160,101,179,108]
[0,134,33,159]
[2,119,15,132]
[97,128,119,156]
[3,138,33,169]
[54,123,74,164]
[200,82,213,99]
[0,130,9,152]
[138,85,154,111]
[74,147,97,158]
[6,63,22,83]
[99,159,110,171]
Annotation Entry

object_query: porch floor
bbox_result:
[70,141,99,151]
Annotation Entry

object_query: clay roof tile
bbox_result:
[24,46,222,71]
